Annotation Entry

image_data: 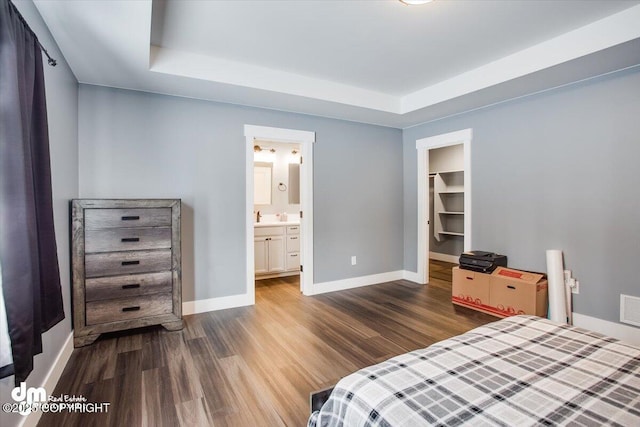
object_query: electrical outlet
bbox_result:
[564,270,579,294]
[351,256,357,266]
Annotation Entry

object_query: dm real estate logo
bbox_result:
[10,382,46,415]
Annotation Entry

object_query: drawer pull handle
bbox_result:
[507,285,516,290]
[121,237,140,242]
[122,284,140,289]
[121,215,140,221]
[121,260,140,266]
[291,254,298,257]
[466,277,473,280]
[290,237,298,240]
[122,306,140,312]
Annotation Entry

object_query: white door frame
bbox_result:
[416,128,472,284]
[244,125,315,302]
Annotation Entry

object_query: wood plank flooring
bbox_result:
[38,261,497,427]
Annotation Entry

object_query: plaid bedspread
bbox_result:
[308,315,640,426]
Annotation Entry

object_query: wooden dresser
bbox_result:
[71,199,182,347]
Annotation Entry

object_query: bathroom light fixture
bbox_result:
[254,145,262,152]
[399,0,433,5]
[292,149,298,155]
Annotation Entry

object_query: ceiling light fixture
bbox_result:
[399,0,433,5]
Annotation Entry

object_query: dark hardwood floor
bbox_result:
[39,261,496,427]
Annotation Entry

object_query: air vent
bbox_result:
[620,294,640,327]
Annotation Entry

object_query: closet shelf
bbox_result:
[433,170,465,242]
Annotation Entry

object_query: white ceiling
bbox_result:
[35,0,640,128]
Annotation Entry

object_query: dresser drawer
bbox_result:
[254,226,284,236]
[85,271,172,302]
[287,234,300,252]
[286,252,300,271]
[85,249,172,278]
[85,208,171,230]
[85,227,171,253]
[286,225,300,235]
[86,293,173,325]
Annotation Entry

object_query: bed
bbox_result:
[308,315,640,426]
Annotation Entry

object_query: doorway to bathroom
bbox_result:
[244,125,315,303]
[253,140,301,280]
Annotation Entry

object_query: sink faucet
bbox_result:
[256,210,261,223]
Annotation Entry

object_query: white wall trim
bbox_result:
[402,270,421,284]
[182,293,253,316]
[429,252,460,264]
[415,129,472,285]
[573,313,640,345]
[244,125,316,144]
[244,125,315,299]
[20,332,74,427]
[309,271,405,296]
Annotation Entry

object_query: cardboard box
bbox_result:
[452,267,492,312]
[452,266,548,318]
[489,267,548,317]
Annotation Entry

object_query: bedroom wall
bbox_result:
[403,67,640,326]
[78,85,403,302]
[0,1,78,427]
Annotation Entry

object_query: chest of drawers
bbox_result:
[71,199,183,347]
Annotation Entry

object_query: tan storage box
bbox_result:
[452,266,548,318]
[489,267,548,317]
[452,267,491,309]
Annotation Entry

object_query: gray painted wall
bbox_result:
[0,1,78,426]
[78,85,403,301]
[404,67,640,324]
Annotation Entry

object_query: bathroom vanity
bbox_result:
[254,221,300,278]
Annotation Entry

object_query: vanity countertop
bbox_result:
[254,220,300,227]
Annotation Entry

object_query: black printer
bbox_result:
[459,251,507,273]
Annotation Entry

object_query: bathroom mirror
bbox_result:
[288,163,300,204]
[254,162,272,205]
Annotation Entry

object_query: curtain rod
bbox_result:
[9,0,57,66]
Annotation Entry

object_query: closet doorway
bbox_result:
[416,129,472,284]
[244,125,315,303]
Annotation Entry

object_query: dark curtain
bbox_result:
[0,0,65,385]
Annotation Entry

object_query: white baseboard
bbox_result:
[573,312,640,345]
[309,270,405,296]
[182,292,253,316]
[402,270,422,283]
[21,332,74,427]
[429,252,459,264]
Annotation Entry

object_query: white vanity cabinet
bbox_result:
[285,225,300,272]
[254,226,285,274]
[254,223,300,278]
